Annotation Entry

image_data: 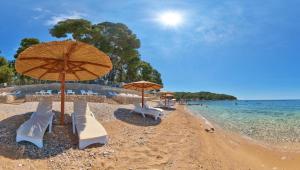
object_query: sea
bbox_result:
[187,100,300,145]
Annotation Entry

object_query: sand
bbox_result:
[0,102,300,169]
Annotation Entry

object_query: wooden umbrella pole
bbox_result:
[165,94,167,107]
[60,72,65,125]
[142,88,144,108]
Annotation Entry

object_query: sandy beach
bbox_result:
[1,102,300,170]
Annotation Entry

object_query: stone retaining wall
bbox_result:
[25,94,106,103]
[0,83,158,104]
[112,96,156,104]
[0,95,16,103]
[0,83,140,96]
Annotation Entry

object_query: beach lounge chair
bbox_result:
[133,103,146,117]
[157,101,165,108]
[81,90,87,95]
[87,90,97,95]
[132,103,162,120]
[67,90,75,95]
[14,90,22,96]
[16,99,54,148]
[45,90,52,95]
[35,90,45,95]
[108,91,118,97]
[58,90,66,94]
[145,102,164,116]
[72,100,108,149]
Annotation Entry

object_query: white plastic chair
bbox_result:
[87,90,97,95]
[67,90,75,95]
[16,99,54,148]
[145,102,164,116]
[45,90,52,95]
[72,100,108,149]
[132,103,162,120]
[81,90,87,95]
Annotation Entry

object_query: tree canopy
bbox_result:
[49,19,162,85]
[174,92,237,100]
[14,38,40,59]
[0,56,14,84]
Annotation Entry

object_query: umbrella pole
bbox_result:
[142,89,144,108]
[60,73,65,125]
[165,94,167,107]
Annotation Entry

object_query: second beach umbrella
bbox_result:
[123,81,162,108]
[159,91,174,107]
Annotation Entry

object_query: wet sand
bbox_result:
[0,102,300,169]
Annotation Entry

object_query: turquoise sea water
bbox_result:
[187,100,300,144]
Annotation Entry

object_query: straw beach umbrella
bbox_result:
[159,91,174,107]
[15,40,112,125]
[123,81,162,108]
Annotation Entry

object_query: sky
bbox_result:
[0,0,300,100]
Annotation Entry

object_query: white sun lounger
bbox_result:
[36,90,46,95]
[80,90,87,95]
[108,91,118,97]
[87,90,98,95]
[145,102,164,116]
[132,103,162,120]
[67,90,75,95]
[45,90,52,95]
[16,99,54,148]
[72,100,108,149]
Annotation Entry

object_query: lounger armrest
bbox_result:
[30,112,37,118]
[90,112,96,119]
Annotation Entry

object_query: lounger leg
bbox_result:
[48,116,53,133]
[72,113,76,134]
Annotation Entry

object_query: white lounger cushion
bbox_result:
[16,99,53,148]
[145,102,164,113]
[133,103,162,120]
[73,100,107,149]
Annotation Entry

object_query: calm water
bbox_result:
[187,100,300,144]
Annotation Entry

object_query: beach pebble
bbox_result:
[281,156,286,160]
[18,163,23,167]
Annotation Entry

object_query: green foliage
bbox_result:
[0,57,14,84]
[174,91,237,100]
[14,38,40,59]
[0,56,8,66]
[49,19,162,85]
[138,61,162,85]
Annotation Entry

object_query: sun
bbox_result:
[156,11,184,28]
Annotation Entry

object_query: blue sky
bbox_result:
[1,0,300,99]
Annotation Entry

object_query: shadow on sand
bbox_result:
[114,108,161,126]
[0,111,78,159]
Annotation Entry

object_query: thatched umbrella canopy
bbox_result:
[123,81,162,108]
[159,91,174,107]
[15,40,112,125]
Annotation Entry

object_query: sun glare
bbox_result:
[156,11,184,28]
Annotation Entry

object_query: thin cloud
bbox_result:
[32,7,51,13]
[45,11,86,25]
[33,7,43,12]
[193,3,247,44]
[195,18,236,43]
[31,7,87,26]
